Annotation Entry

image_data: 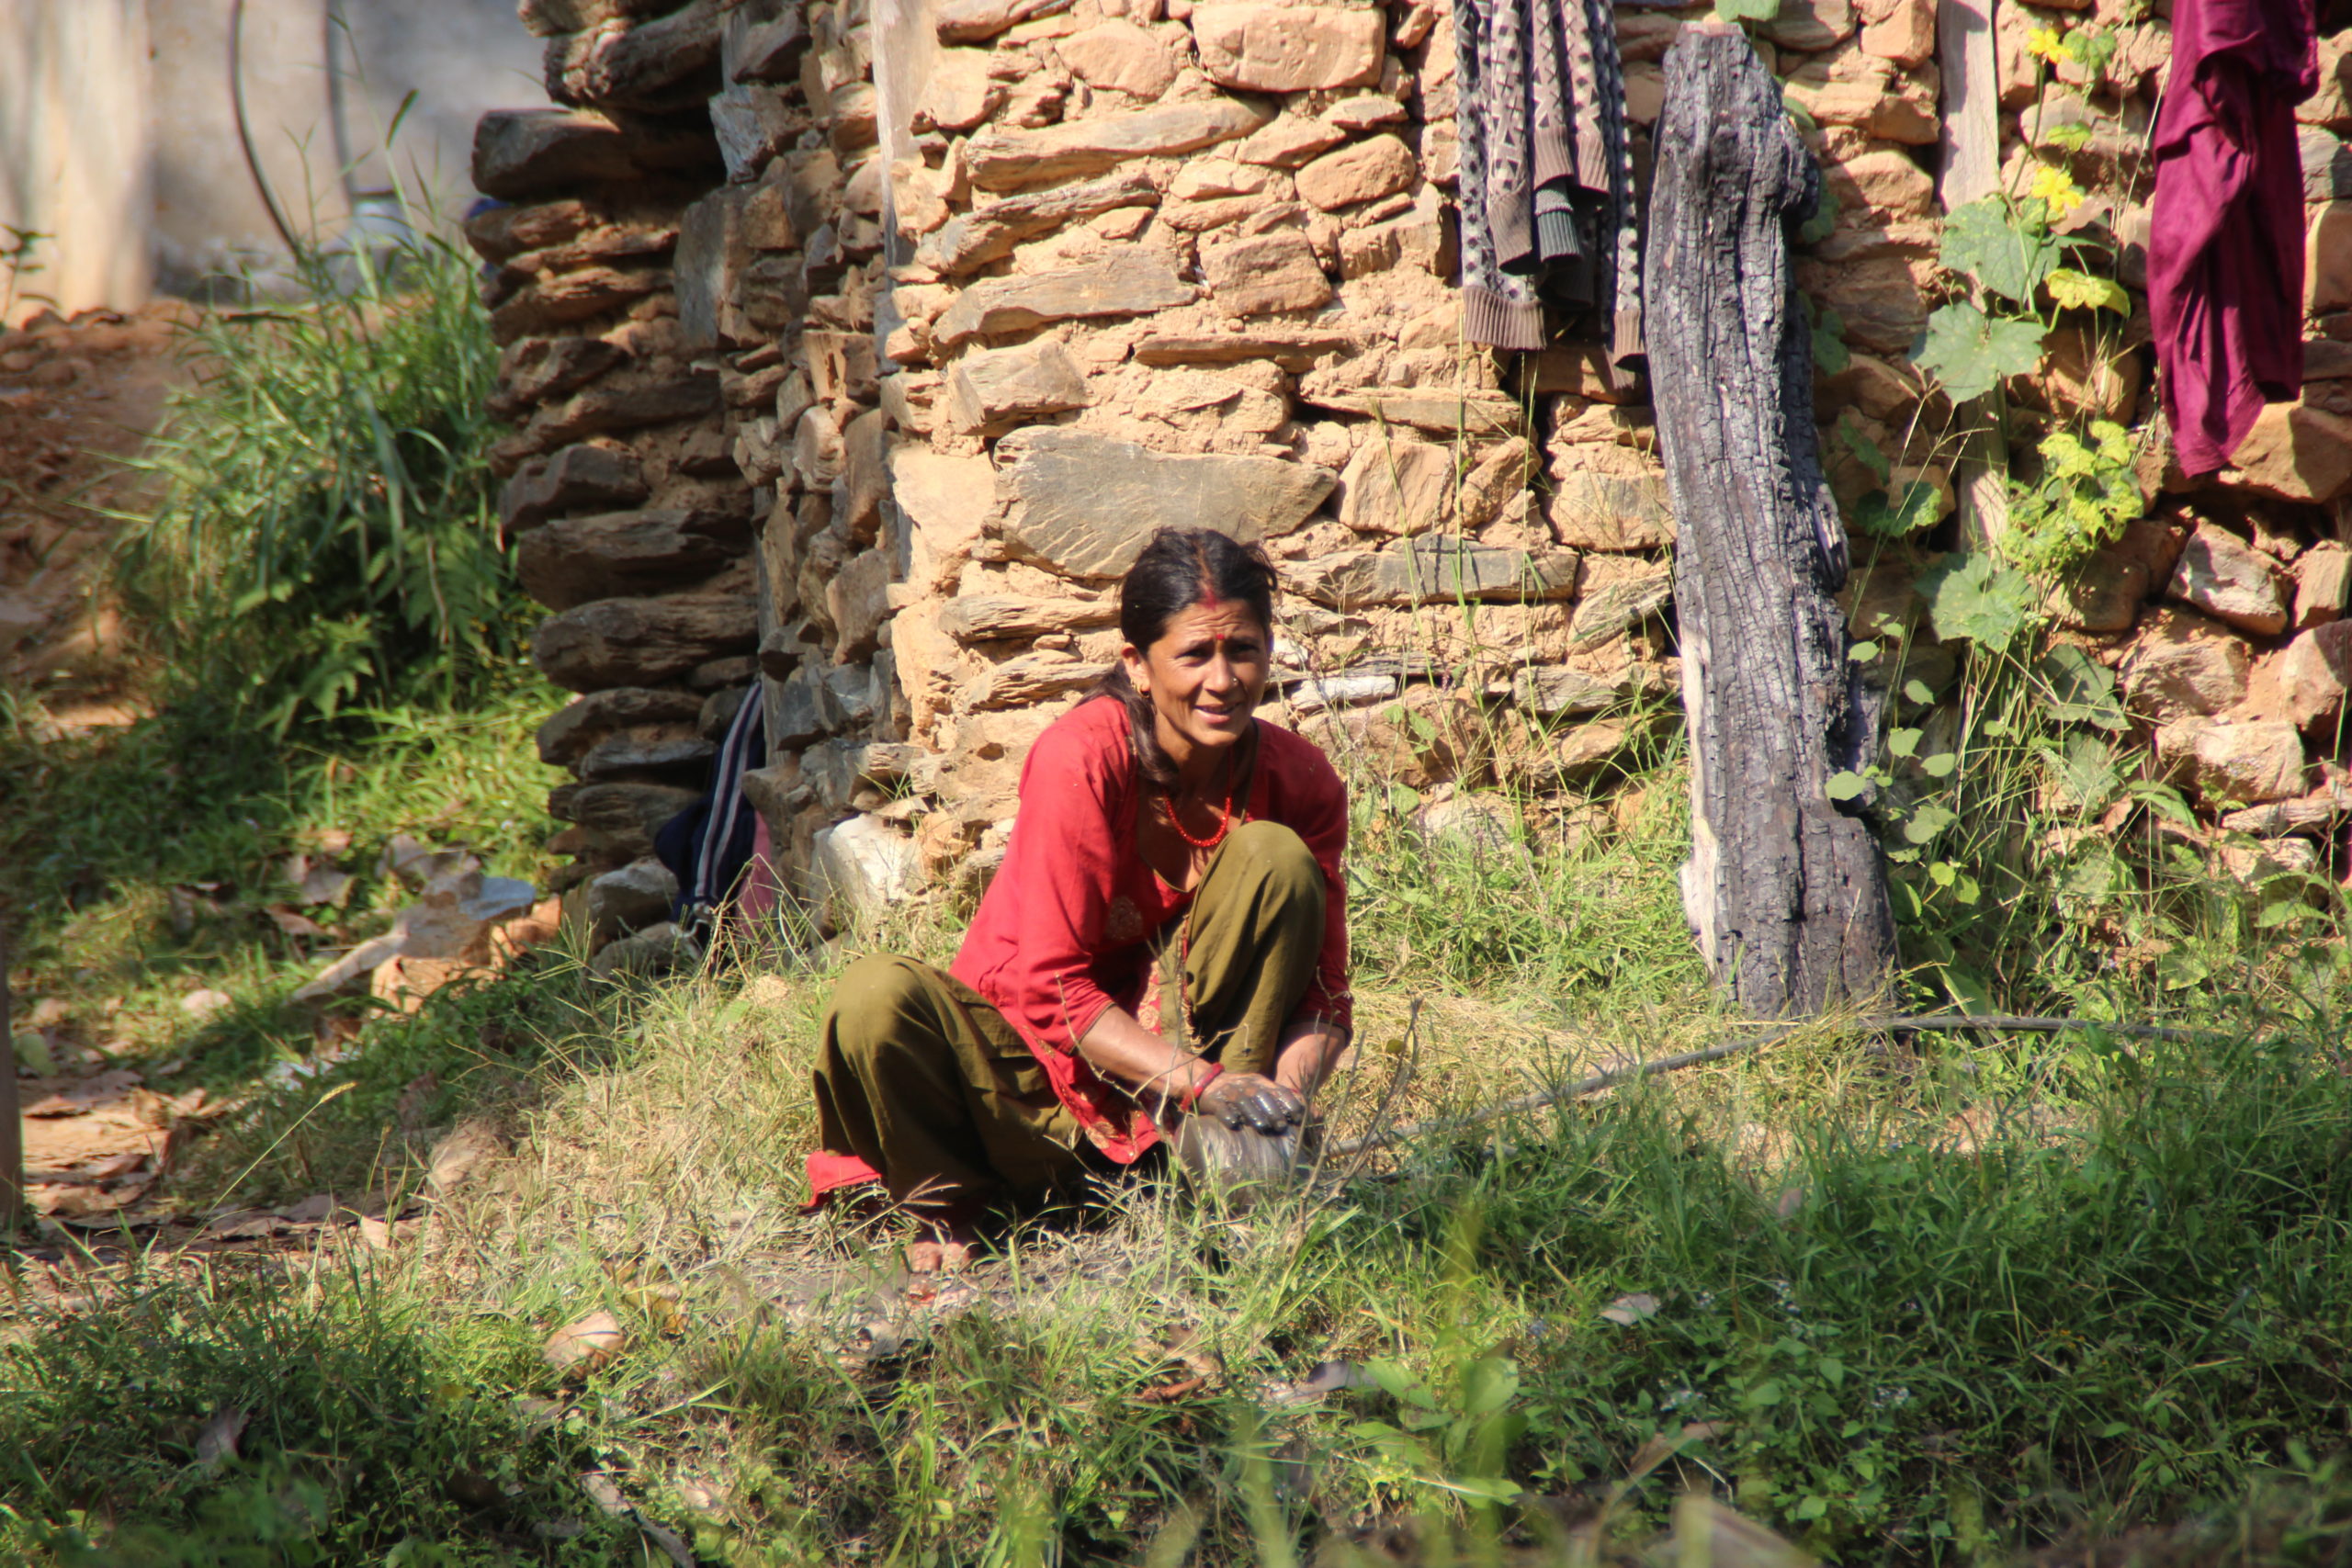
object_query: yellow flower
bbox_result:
[2027,24,2071,63]
[2030,164,2086,214]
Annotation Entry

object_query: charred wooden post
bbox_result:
[1,919,19,1232]
[1647,24,1896,1014]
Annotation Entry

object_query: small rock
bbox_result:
[1571,565,1676,645]
[544,1310,628,1375]
[946,338,1091,429]
[1285,672,1398,715]
[1237,114,1349,168]
[1055,19,1177,96]
[2226,400,2352,504]
[2120,606,2252,720]
[2166,523,2290,636]
[2293,542,2351,628]
[811,816,925,926]
[2046,550,2149,634]
[586,858,679,942]
[590,920,700,978]
[2156,717,2308,804]
[1294,134,1417,211]
[2278,618,2352,729]
[1337,437,1455,536]
[1190,2,1385,92]
[1200,229,1335,315]
[180,989,232,1020]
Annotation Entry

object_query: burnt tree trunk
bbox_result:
[1647,24,1895,1014]
[1,919,18,1232]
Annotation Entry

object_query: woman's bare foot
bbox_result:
[906,1221,980,1274]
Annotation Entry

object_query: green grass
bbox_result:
[11,261,2352,1561]
[107,224,524,731]
[0,674,564,1185]
[11,673,2352,1563]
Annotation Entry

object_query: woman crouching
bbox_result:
[804,526,1352,1269]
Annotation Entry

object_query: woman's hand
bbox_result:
[1193,1070,1306,1134]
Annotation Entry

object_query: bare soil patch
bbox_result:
[0,302,196,718]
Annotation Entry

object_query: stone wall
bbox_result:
[474,0,2352,945]
[467,20,746,911]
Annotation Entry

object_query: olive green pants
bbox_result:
[811,820,1329,1215]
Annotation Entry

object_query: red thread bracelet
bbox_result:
[1177,1061,1224,1113]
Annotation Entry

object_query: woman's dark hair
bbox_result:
[1087,526,1278,790]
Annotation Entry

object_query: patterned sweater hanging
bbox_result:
[1453,0,1645,361]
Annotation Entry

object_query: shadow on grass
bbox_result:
[1,671,568,1209]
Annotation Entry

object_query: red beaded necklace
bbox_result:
[1164,783,1234,851]
[1162,739,1247,851]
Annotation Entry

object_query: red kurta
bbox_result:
[951,695,1352,1163]
[2147,0,2319,475]
[804,696,1352,1201]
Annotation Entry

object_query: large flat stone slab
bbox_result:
[961,99,1269,191]
[1287,536,1581,607]
[1190,4,1385,91]
[996,428,1335,579]
[932,254,1195,346]
[533,594,759,692]
[517,507,752,610]
[915,170,1160,276]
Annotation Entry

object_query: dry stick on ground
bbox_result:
[1323,1012,2211,1159]
[1648,23,1896,1013]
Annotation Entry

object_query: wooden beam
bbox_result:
[1939,0,2010,548]
[1937,0,2001,209]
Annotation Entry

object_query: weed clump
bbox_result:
[110,230,524,732]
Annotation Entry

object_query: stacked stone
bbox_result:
[469,0,2352,923]
[727,0,1724,923]
[1800,0,2352,877]
[657,0,944,920]
[469,0,750,933]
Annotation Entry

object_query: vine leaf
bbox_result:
[2036,644,2128,731]
[1851,480,1943,538]
[1914,302,2046,402]
[1718,0,1781,21]
[1919,551,2038,652]
[1812,305,1850,373]
[2045,267,2130,314]
[1939,197,2060,305]
[1836,411,1891,482]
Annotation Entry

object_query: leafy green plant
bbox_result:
[111,220,524,732]
[1351,1356,1530,1509]
[2002,419,2143,575]
[3,1269,618,1562]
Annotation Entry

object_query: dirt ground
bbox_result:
[3,302,200,1217]
[0,301,196,722]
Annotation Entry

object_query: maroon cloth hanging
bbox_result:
[2147,0,2319,476]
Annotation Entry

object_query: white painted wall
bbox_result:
[1,0,547,322]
